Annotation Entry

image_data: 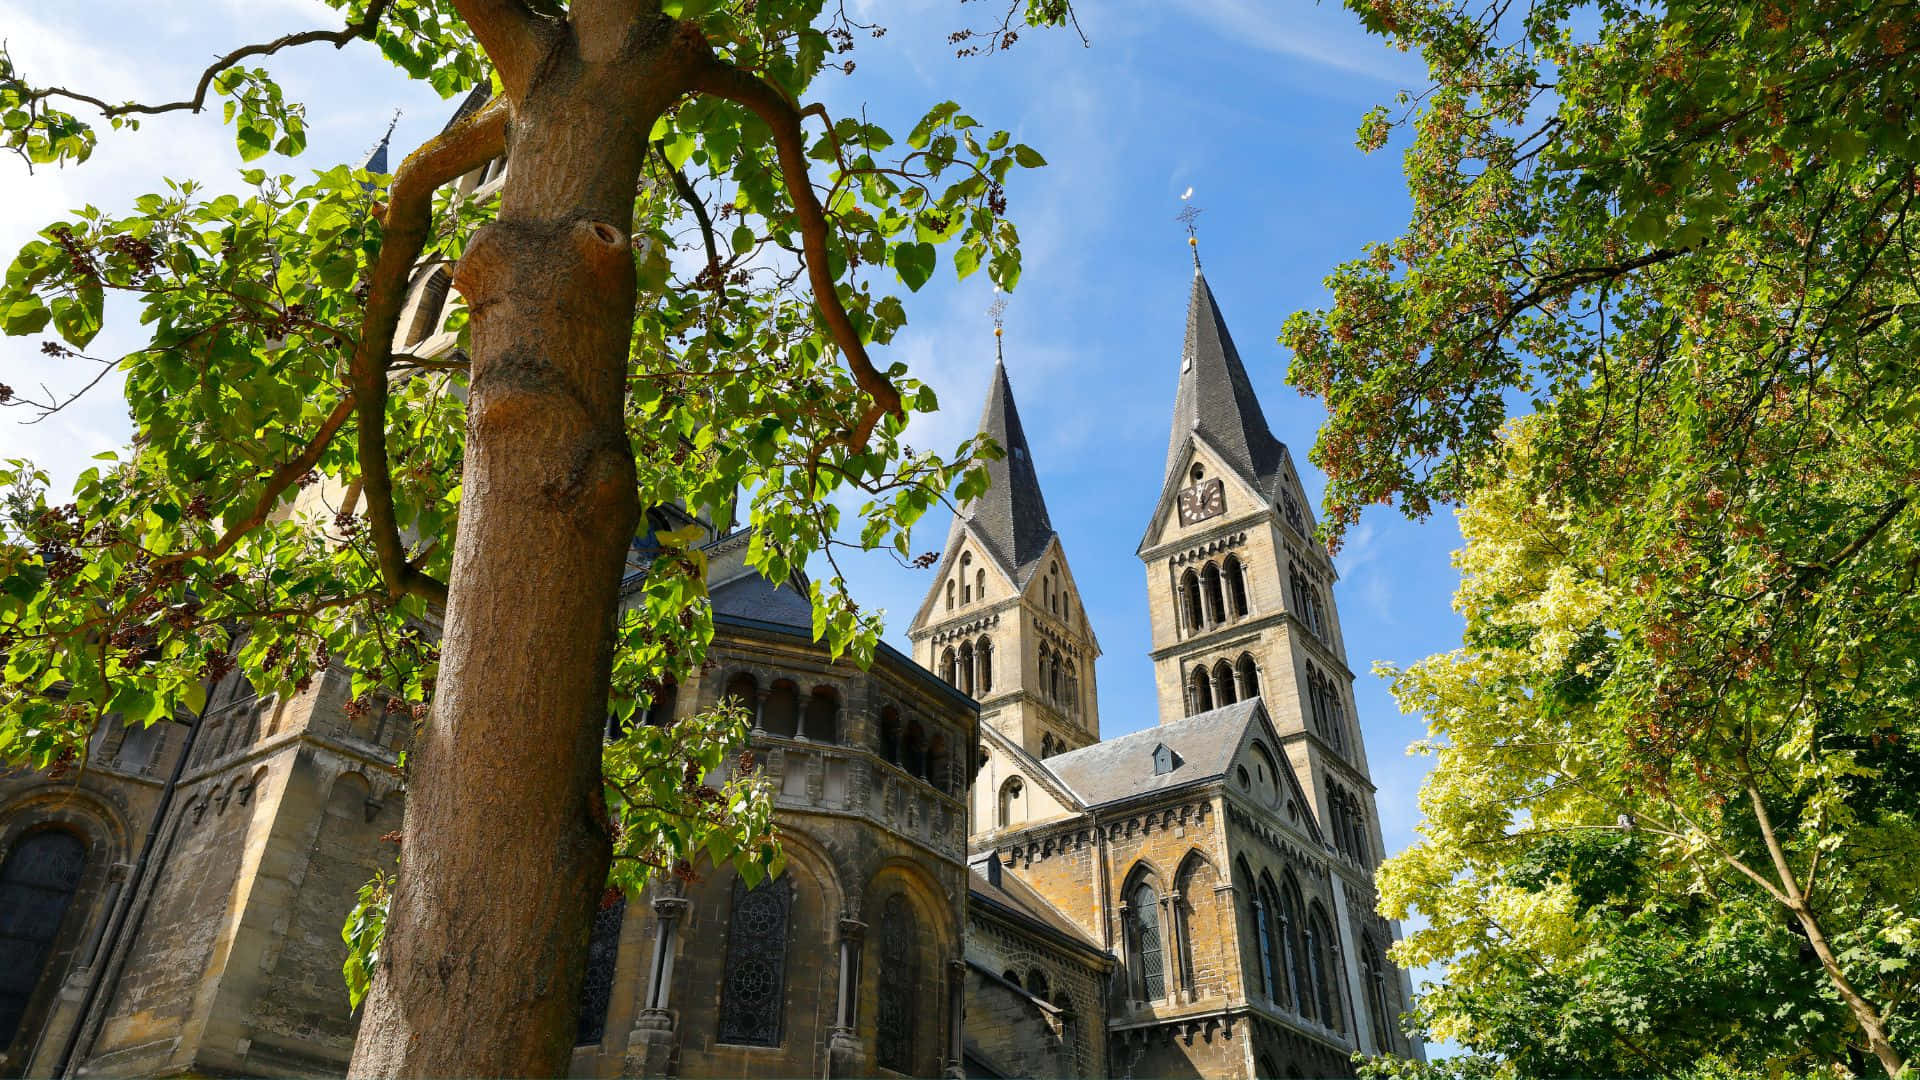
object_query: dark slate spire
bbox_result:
[361,113,399,176]
[956,355,1057,584]
[1163,267,1287,499]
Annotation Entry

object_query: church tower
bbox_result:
[1136,263,1379,856]
[909,348,1101,763]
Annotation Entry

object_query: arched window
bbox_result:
[1281,877,1306,1012]
[724,672,759,721]
[976,637,993,695]
[1040,734,1057,758]
[1201,562,1226,626]
[875,894,918,1073]
[0,829,86,1046]
[905,719,929,779]
[802,687,839,743]
[1306,905,1340,1031]
[997,776,1023,827]
[643,675,678,727]
[762,680,799,737]
[575,893,625,1045]
[927,734,951,793]
[1026,968,1050,1000]
[1181,569,1204,635]
[1048,649,1062,701]
[1127,882,1164,1001]
[1237,654,1261,700]
[1251,878,1278,1002]
[717,875,791,1046]
[976,568,986,602]
[1213,660,1237,706]
[1190,666,1215,714]
[960,552,973,603]
[878,706,903,765]
[1224,555,1249,618]
[940,647,958,687]
[945,578,955,611]
[1363,934,1394,1050]
[1064,661,1078,716]
[405,267,451,345]
[958,640,976,696]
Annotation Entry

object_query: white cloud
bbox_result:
[1171,0,1425,85]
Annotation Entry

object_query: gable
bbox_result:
[1137,433,1275,555]
[1227,705,1323,847]
[909,518,1022,632]
[1019,535,1101,655]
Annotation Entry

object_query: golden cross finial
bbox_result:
[987,293,1009,360]
[1176,189,1203,268]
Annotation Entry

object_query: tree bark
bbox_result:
[347,14,693,1077]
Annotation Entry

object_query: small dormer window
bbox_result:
[1152,743,1180,776]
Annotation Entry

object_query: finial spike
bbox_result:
[1176,192,1204,270]
[987,292,1009,362]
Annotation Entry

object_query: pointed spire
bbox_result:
[956,347,1057,584]
[361,110,400,176]
[1163,267,1287,498]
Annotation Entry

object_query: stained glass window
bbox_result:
[1130,883,1163,1000]
[574,894,625,1045]
[875,893,917,1073]
[717,876,790,1047]
[0,830,86,1045]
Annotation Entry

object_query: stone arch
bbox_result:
[762,678,799,737]
[960,551,974,603]
[1201,561,1226,626]
[1304,900,1341,1031]
[801,685,839,743]
[1212,659,1237,706]
[0,824,89,1054]
[1120,861,1167,1002]
[722,670,758,718]
[1280,870,1308,1014]
[877,705,904,765]
[1237,653,1261,700]
[1189,665,1215,714]
[1180,568,1204,634]
[975,636,993,695]
[861,860,959,1080]
[1172,848,1219,995]
[945,577,955,611]
[975,567,986,603]
[957,640,975,696]
[996,775,1024,828]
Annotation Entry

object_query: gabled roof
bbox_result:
[1046,697,1265,806]
[1162,268,1288,501]
[968,856,1106,957]
[951,356,1057,587]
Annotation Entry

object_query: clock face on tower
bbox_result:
[1177,477,1226,525]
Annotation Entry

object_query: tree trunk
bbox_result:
[349,22,689,1077]
[1745,783,1907,1079]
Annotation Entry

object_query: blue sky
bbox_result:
[0,0,1467,1010]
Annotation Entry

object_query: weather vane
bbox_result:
[988,292,1009,359]
[1176,187,1203,267]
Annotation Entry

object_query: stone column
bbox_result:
[943,958,966,1079]
[1162,891,1184,1000]
[627,896,687,1077]
[827,917,865,1078]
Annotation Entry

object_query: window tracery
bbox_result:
[875,893,918,1073]
[574,893,625,1045]
[716,876,791,1046]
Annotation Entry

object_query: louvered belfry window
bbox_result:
[717,876,790,1046]
[575,894,625,1045]
[0,830,86,1045]
[875,893,918,1072]
[1130,883,1164,1000]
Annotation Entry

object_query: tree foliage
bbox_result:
[0,0,1066,1050]
[1286,0,1920,1073]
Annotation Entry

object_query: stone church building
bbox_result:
[0,104,1418,1079]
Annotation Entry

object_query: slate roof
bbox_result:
[1045,697,1263,806]
[967,860,1104,956]
[1163,268,1288,500]
[708,568,814,630]
[950,356,1057,586]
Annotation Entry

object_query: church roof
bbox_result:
[951,356,1057,585]
[1045,697,1264,806]
[1163,268,1288,500]
[708,570,815,629]
[968,858,1107,958]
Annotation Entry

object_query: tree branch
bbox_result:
[349,95,509,611]
[447,0,552,99]
[21,0,394,119]
[685,49,904,453]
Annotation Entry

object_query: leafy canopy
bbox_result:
[0,0,1063,1007]
[1289,0,1920,1070]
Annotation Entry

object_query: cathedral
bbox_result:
[0,103,1418,1079]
